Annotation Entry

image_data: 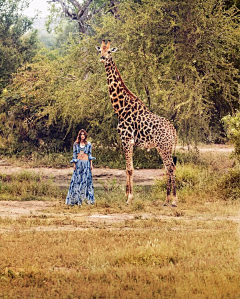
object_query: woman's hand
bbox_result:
[73,163,76,171]
[90,162,93,171]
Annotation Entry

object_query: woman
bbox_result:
[66,129,95,206]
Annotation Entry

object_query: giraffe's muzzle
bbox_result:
[100,56,106,63]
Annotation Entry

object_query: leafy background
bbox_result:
[0,0,239,159]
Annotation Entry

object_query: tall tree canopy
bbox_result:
[0,0,38,91]
[94,0,240,144]
[223,110,240,161]
[0,0,239,154]
[46,0,120,35]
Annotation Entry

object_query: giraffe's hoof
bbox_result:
[163,203,168,206]
[171,204,177,207]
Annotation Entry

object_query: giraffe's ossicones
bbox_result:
[96,40,178,207]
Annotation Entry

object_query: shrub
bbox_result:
[219,167,240,200]
[223,111,240,162]
[155,164,211,192]
[0,171,65,201]
[176,149,202,165]
[93,147,163,169]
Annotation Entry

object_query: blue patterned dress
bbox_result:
[65,142,96,206]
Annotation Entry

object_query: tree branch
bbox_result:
[47,0,120,33]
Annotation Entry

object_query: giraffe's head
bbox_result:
[96,40,118,63]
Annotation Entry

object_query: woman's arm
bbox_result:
[70,143,78,167]
[73,143,77,160]
[87,142,96,161]
[88,143,94,171]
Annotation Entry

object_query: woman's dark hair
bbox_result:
[75,129,88,145]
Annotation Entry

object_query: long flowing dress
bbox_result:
[65,142,95,206]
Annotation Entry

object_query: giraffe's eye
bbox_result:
[108,51,111,54]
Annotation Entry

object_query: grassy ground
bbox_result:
[0,149,239,298]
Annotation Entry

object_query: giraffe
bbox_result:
[96,40,178,207]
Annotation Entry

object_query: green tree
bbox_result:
[1,0,239,155]
[224,0,240,9]
[37,21,79,50]
[0,0,38,91]
[95,0,240,144]
[46,0,120,35]
[223,110,240,161]
[0,48,73,154]
[0,40,118,154]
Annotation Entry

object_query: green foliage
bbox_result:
[224,0,240,9]
[41,17,80,50]
[155,164,211,193]
[0,171,65,200]
[175,149,202,165]
[0,0,240,155]
[3,152,72,168]
[0,37,119,153]
[94,146,163,169]
[0,50,68,154]
[96,0,240,144]
[175,165,211,190]
[0,0,38,90]
[45,0,112,35]
[219,167,240,200]
[93,147,125,169]
[133,148,163,169]
[154,156,239,203]
[223,111,240,161]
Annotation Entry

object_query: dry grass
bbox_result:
[0,198,239,299]
[0,149,239,298]
[0,171,66,201]
[0,215,239,299]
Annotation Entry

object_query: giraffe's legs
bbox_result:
[164,163,177,207]
[123,143,134,204]
[157,149,177,207]
[171,165,177,207]
[164,171,171,206]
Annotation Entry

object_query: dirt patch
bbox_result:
[0,165,165,221]
[177,144,234,152]
[0,165,165,188]
[0,144,233,188]
[0,201,53,218]
[0,200,239,234]
[0,145,235,226]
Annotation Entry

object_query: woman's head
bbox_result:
[76,129,88,144]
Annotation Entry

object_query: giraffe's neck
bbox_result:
[104,58,146,116]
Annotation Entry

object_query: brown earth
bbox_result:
[0,165,165,187]
[0,144,234,188]
[0,144,236,225]
[0,165,165,222]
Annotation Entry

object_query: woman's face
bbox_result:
[80,132,86,141]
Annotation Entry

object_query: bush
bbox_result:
[3,152,72,168]
[219,167,240,200]
[0,171,65,201]
[93,147,163,169]
[175,149,202,165]
[155,164,211,192]
[223,111,240,162]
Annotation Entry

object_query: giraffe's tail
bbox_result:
[173,128,178,165]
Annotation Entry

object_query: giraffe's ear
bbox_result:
[111,47,118,53]
[96,46,101,52]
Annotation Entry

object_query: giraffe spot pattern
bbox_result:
[99,48,177,204]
